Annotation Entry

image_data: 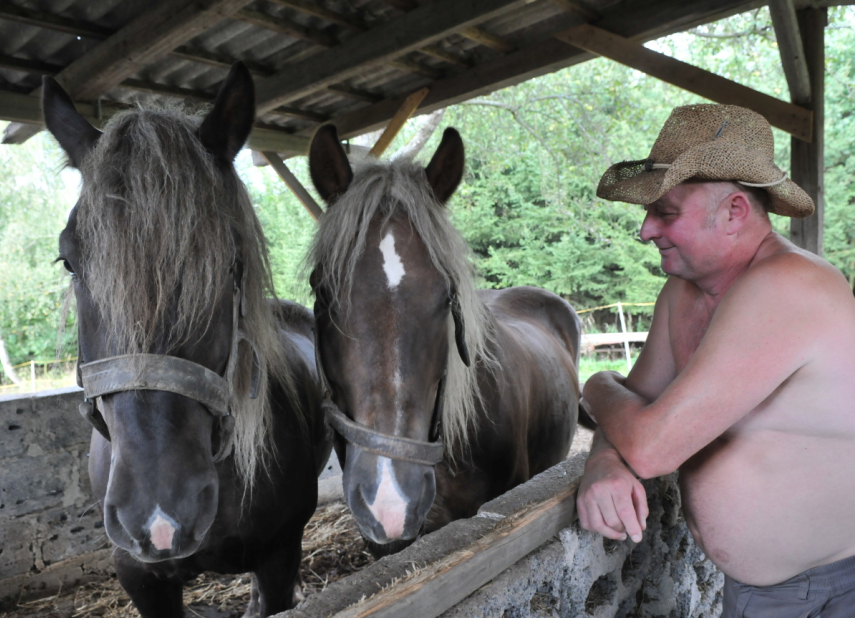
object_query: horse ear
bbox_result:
[425,127,464,205]
[198,62,255,163]
[309,124,353,203]
[41,77,102,169]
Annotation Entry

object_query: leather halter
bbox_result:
[313,298,451,469]
[76,268,262,463]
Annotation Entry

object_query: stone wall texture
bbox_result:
[438,475,723,618]
[0,388,111,608]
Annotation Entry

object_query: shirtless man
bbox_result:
[577,104,855,617]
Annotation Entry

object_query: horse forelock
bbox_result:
[309,159,497,455]
[73,106,296,486]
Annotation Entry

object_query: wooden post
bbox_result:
[617,302,631,373]
[789,8,825,255]
[260,151,324,221]
[369,88,430,158]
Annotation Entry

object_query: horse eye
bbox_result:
[59,259,76,276]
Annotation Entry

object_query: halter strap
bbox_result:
[323,402,444,466]
[313,298,446,467]
[80,354,230,417]
[76,266,262,462]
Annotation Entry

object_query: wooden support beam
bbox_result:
[0,88,309,155]
[268,0,369,30]
[54,0,253,102]
[547,0,599,22]
[789,8,825,255]
[555,24,813,141]
[261,151,323,220]
[369,88,430,157]
[235,8,338,47]
[328,85,383,104]
[331,463,582,618]
[459,26,516,53]
[254,0,527,114]
[388,58,446,80]
[769,0,812,104]
[290,0,765,144]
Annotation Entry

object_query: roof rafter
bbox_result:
[286,0,776,145]
[555,24,812,141]
[254,0,529,114]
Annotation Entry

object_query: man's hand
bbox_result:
[577,439,648,542]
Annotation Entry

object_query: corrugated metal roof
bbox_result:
[0,0,784,150]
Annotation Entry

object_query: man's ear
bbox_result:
[725,191,754,234]
[41,77,102,168]
[198,62,255,163]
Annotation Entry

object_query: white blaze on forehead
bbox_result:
[366,457,408,539]
[148,507,177,551]
[379,232,405,288]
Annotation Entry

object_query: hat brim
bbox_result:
[597,141,815,218]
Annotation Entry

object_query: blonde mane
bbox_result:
[75,106,295,485]
[309,158,497,454]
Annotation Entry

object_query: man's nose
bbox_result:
[639,211,658,241]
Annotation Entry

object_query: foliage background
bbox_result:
[0,6,852,377]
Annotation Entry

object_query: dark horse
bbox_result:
[44,64,329,617]
[307,125,582,553]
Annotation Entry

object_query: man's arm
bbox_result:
[592,253,830,479]
[577,283,677,541]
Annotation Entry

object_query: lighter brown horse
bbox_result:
[308,125,582,554]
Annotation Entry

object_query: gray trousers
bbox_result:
[721,554,855,618]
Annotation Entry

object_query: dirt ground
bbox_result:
[4,428,593,618]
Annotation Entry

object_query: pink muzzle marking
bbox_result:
[366,457,408,539]
[149,514,176,551]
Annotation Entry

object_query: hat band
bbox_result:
[647,163,788,188]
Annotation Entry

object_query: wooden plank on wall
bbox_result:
[555,24,813,142]
[331,477,580,618]
[789,7,825,255]
[254,0,528,113]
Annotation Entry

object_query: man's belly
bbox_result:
[680,430,855,586]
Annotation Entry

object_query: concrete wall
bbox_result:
[0,387,112,608]
[279,456,723,618]
[0,387,344,609]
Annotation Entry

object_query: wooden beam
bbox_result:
[555,24,813,141]
[459,26,516,53]
[369,88,430,157]
[268,0,369,30]
[789,8,825,255]
[289,0,761,143]
[261,151,323,220]
[769,0,812,104]
[254,0,527,114]
[548,0,599,22]
[332,467,581,618]
[0,88,309,155]
[327,85,383,104]
[235,8,338,47]
[54,0,253,102]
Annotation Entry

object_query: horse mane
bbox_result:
[309,158,497,455]
[74,105,295,486]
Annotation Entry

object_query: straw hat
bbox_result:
[597,104,814,217]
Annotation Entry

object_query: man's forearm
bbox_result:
[583,371,652,467]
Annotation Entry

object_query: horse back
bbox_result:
[476,286,581,479]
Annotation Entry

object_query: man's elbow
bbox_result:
[622,444,680,480]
